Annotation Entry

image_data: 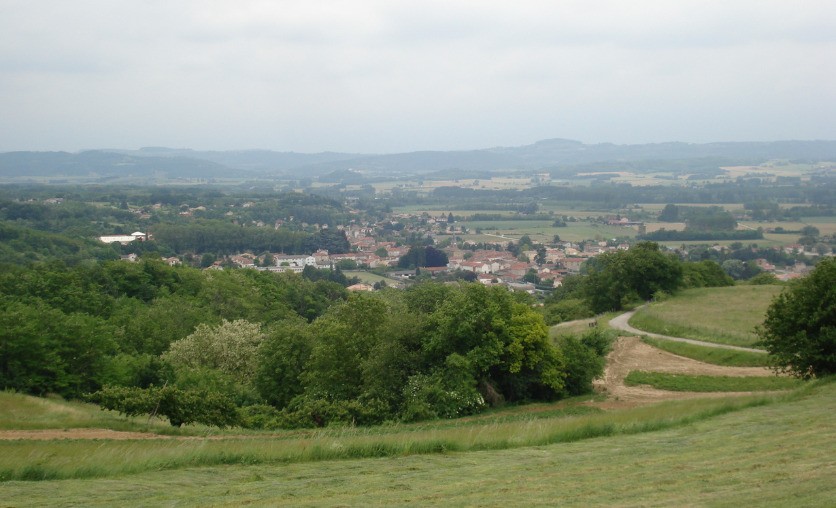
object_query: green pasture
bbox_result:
[0,391,184,434]
[628,286,782,348]
[0,386,792,483]
[458,219,636,243]
[639,337,770,367]
[638,203,746,212]
[624,371,800,392]
[549,312,620,340]
[655,236,793,249]
[344,271,403,287]
[1,382,832,506]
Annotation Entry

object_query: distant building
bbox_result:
[99,232,148,245]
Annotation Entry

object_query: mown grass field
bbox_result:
[624,371,801,392]
[640,336,770,367]
[456,220,636,244]
[628,285,783,348]
[0,391,185,434]
[0,392,770,483]
[344,270,403,287]
[0,381,832,506]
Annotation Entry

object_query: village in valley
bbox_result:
[99,200,820,294]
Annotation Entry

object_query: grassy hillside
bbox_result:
[640,336,771,367]
[628,285,783,348]
[0,391,192,434]
[0,381,832,506]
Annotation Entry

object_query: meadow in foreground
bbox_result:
[0,380,832,506]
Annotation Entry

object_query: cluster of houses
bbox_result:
[97,208,827,291]
[211,237,633,293]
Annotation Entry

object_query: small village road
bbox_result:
[609,308,767,354]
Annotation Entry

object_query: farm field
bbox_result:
[344,271,403,287]
[628,285,783,348]
[1,381,832,506]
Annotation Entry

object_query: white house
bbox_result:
[273,254,316,267]
[99,231,147,245]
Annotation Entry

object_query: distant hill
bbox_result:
[0,150,238,180]
[3,139,836,181]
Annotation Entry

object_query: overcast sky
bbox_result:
[1,1,834,153]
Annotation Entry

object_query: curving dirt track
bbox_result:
[593,335,774,409]
[608,308,766,353]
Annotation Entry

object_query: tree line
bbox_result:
[0,256,610,428]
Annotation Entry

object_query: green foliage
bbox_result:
[87,385,239,427]
[746,272,780,285]
[584,242,683,313]
[543,298,594,325]
[721,259,762,280]
[0,222,119,266]
[758,258,836,378]
[426,284,565,403]
[658,203,679,222]
[640,229,763,242]
[0,301,117,398]
[683,206,737,232]
[110,296,214,355]
[403,282,453,314]
[303,228,350,254]
[302,294,392,402]
[397,245,449,268]
[152,220,309,255]
[99,353,166,388]
[556,329,613,396]
[237,404,283,430]
[681,260,734,288]
[254,317,314,409]
[163,319,266,384]
[401,367,485,422]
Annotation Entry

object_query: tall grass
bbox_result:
[3,380,833,507]
[0,391,796,482]
[640,337,770,367]
[0,391,187,433]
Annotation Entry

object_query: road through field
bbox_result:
[609,308,766,353]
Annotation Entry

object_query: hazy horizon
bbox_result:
[3,136,836,157]
[2,2,834,153]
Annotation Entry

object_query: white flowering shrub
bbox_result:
[162,319,266,383]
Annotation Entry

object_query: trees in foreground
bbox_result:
[87,284,612,428]
[758,257,836,378]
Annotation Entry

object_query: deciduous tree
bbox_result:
[758,258,836,378]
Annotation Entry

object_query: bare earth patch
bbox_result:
[0,429,175,440]
[593,336,774,409]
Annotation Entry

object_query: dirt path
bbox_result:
[0,429,176,440]
[593,336,774,409]
[609,308,767,353]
